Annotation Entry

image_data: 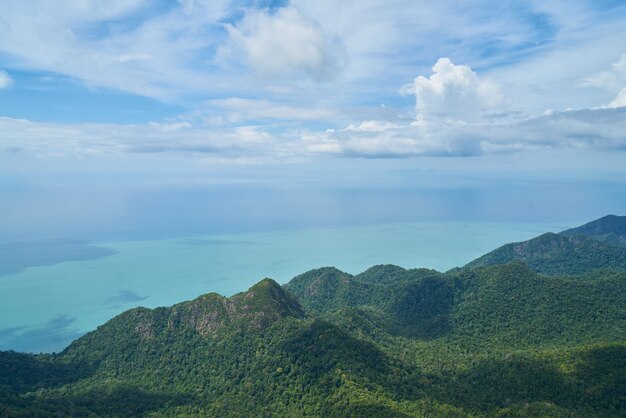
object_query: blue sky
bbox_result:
[1,0,626,238]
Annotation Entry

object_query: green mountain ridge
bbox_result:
[561,214,626,245]
[1,216,625,417]
[465,215,626,274]
[66,277,304,358]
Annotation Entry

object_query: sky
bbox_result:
[1,0,626,239]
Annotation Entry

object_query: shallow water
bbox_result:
[0,221,563,353]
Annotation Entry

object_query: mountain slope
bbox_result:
[465,215,626,274]
[63,278,304,365]
[464,232,626,275]
[297,262,626,348]
[450,262,626,347]
[561,214,626,245]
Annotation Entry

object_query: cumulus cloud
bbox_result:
[403,58,504,122]
[0,70,12,89]
[221,7,346,82]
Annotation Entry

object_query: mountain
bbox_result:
[465,215,626,275]
[1,216,625,417]
[561,214,626,245]
[449,262,625,346]
[292,262,625,347]
[284,265,444,315]
[64,278,304,363]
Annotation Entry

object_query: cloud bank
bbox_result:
[2,106,625,161]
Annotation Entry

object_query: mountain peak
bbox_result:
[356,264,407,284]
[167,278,304,337]
[465,228,626,275]
[561,214,626,245]
[66,278,304,355]
[230,277,305,324]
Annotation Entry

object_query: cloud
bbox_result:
[582,54,626,108]
[608,88,626,109]
[304,107,626,158]
[582,54,626,91]
[0,70,12,88]
[0,0,623,113]
[0,116,288,161]
[220,7,346,82]
[403,58,504,122]
[2,104,626,161]
[205,98,335,122]
[343,120,400,132]
[1,56,625,161]
[0,0,231,100]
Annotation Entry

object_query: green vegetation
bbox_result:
[466,215,626,275]
[465,233,626,275]
[1,216,625,417]
[561,214,626,245]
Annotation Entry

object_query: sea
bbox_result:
[0,221,567,353]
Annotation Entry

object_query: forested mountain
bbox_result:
[561,214,626,245]
[1,216,625,417]
[465,215,626,274]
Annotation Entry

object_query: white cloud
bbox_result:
[0,70,12,88]
[608,88,626,109]
[582,54,626,91]
[0,0,231,100]
[1,105,626,162]
[0,1,625,163]
[0,0,623,114]
[205,98,335,122]
[403,58,504,122]
[147,121,192,132]
[582,54,626,109]
[343,120,399,132]
[0,117,283,161]
[303,107,626,158]
[487,21,626,114]
[220,7,346,82]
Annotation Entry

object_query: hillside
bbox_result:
[1,216,625,417]
[465,215,626,275]
[290,262,625,347]
[561,214,626,245]
[465,232,626,275]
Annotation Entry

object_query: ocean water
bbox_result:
[0,221,564,353]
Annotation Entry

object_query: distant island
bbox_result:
[1,215,625,417]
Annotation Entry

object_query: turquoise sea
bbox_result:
[0,221,567,353]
